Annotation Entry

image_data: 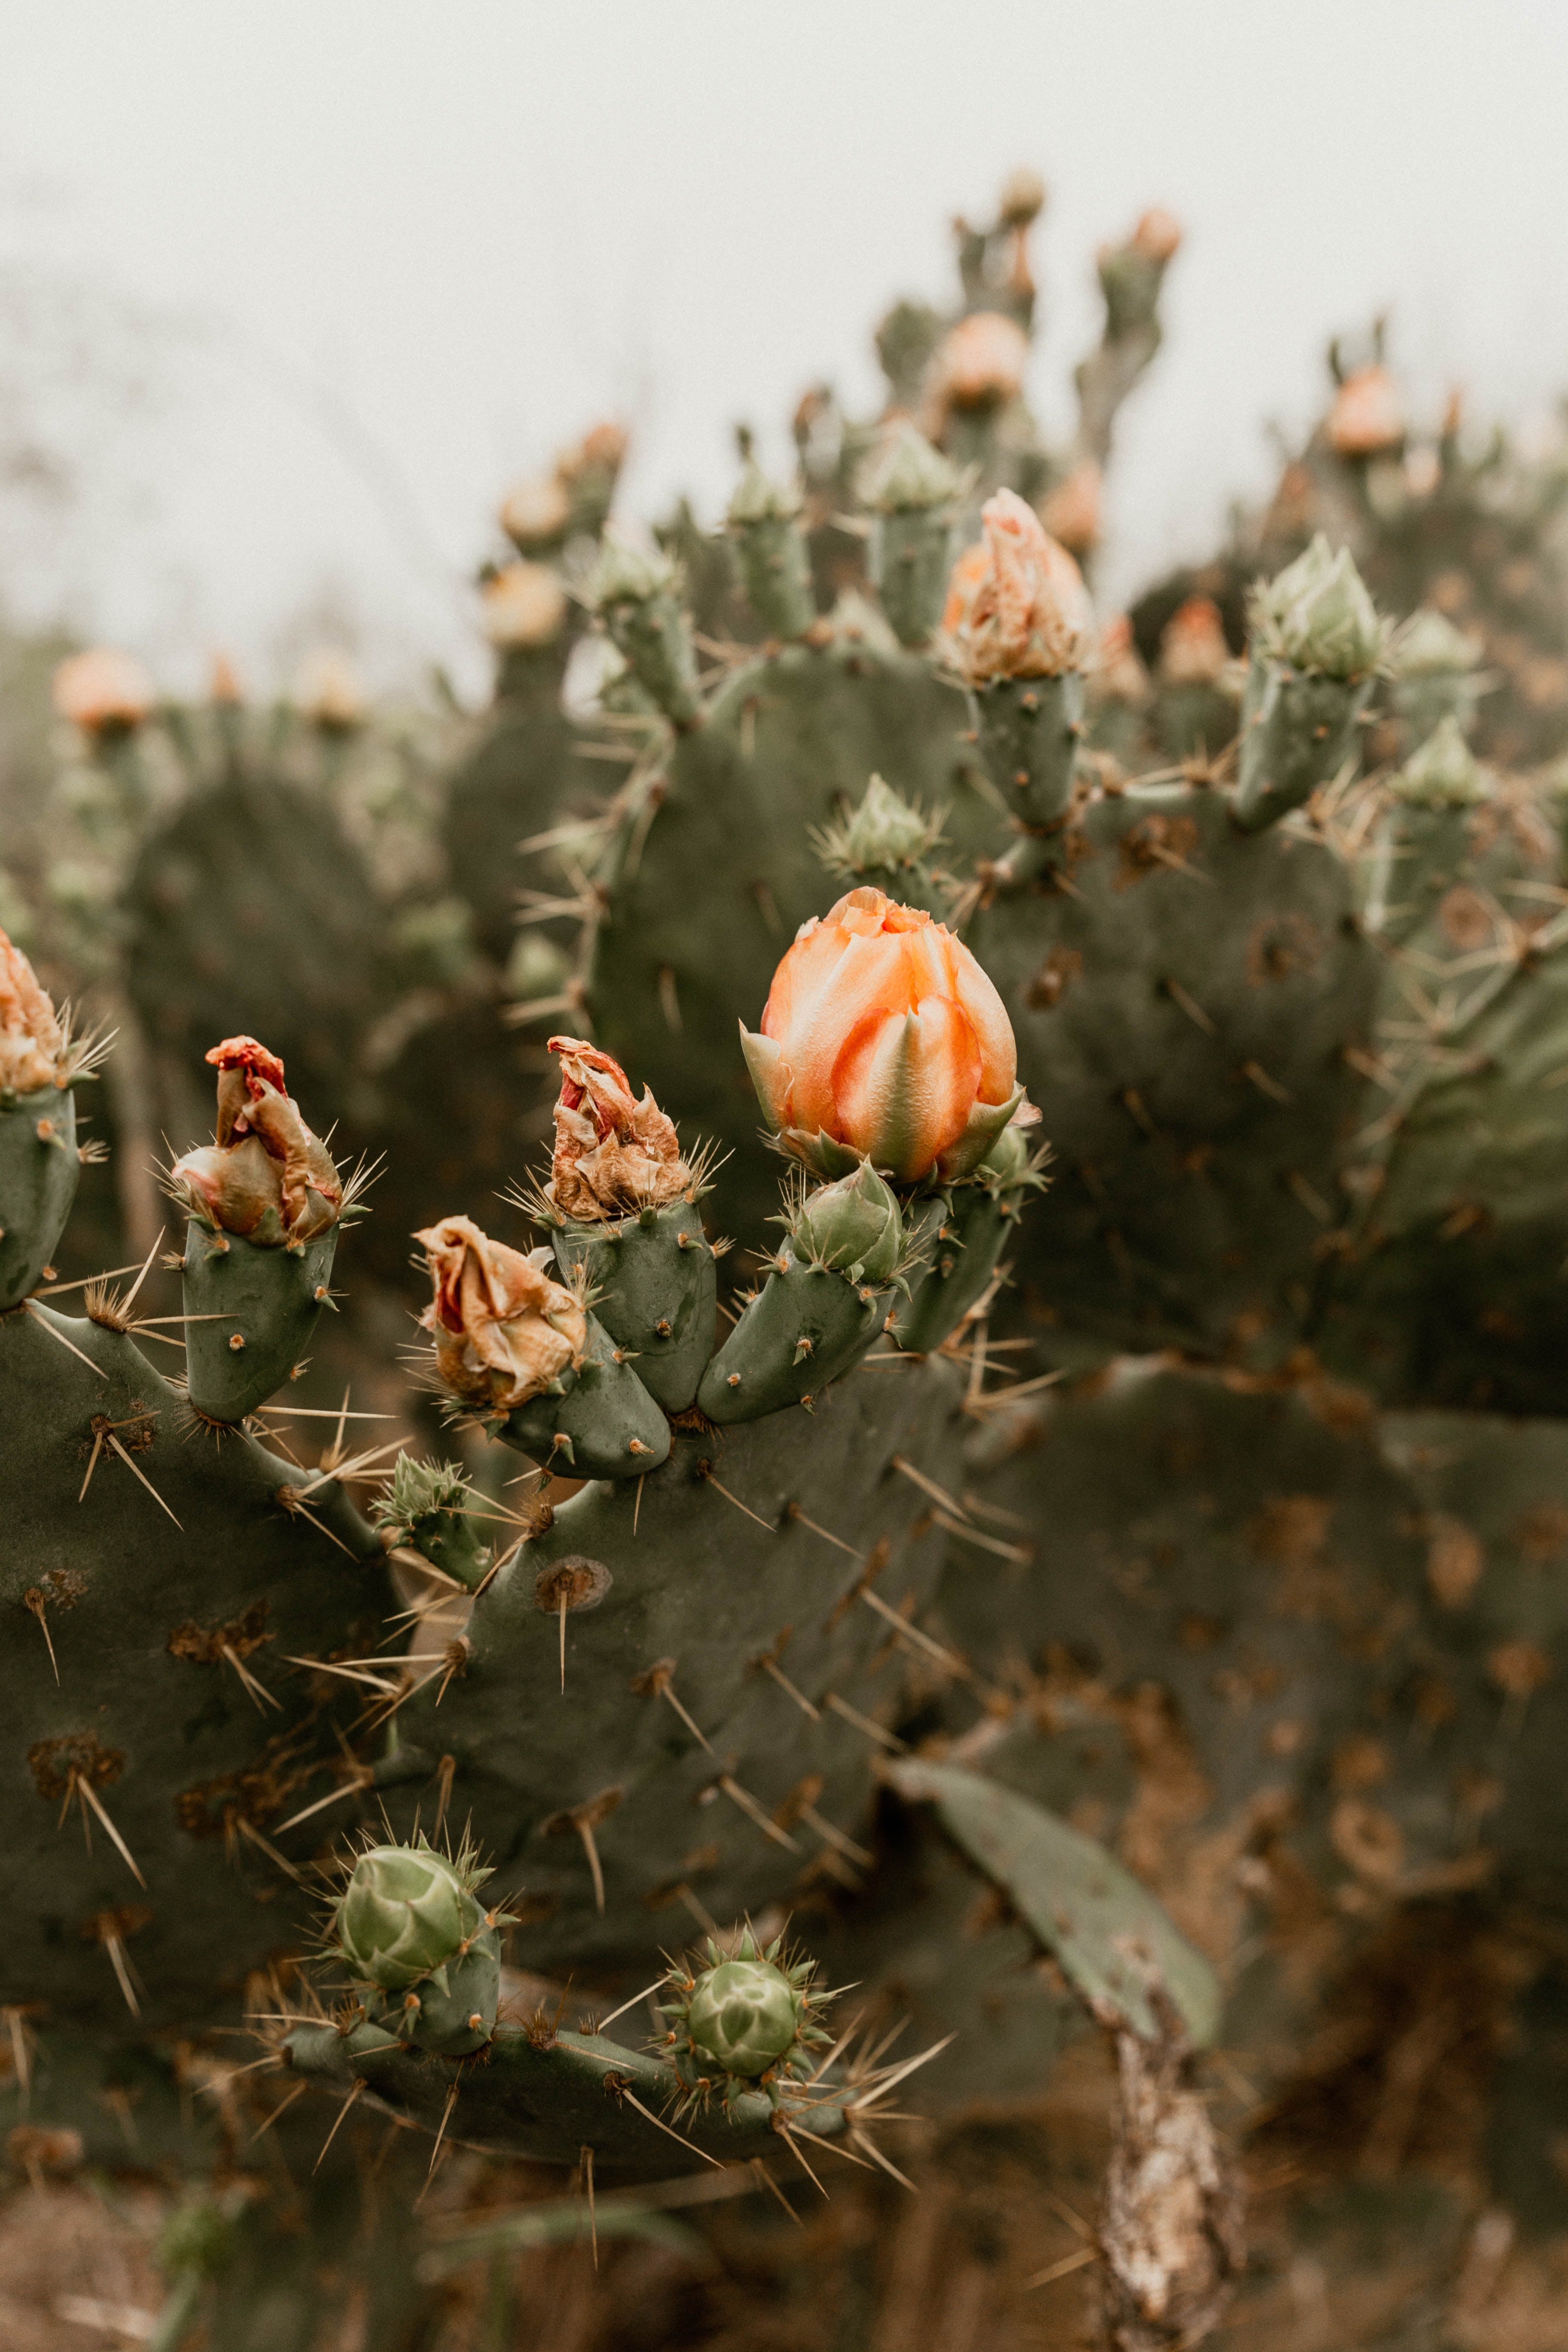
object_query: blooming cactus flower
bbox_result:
[51,647,155,738]
[416,1213,586,1410]
[335,1840,479,1992]
[0,929,67,1096]
[545,1035,692,1220]
[741,887,1026,1185]
[685,1957,801,2078]
[1328,364,1404,459]
[171,1037,343,1245]
[943,488,1094,685]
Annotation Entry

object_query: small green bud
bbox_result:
[685,1957,800,2078]
[374,1455,494,1590]
[859,423,968,515]
[335,1839,482,1992]
[1391,608,1481,679]
[726,459,802,527]
[582,535,679,612]
[790,1160,904,1284]
[977,1119,1037,1191]
[1252,533,1384,681]
[1390,714,1491,808]
[812,775,945,883]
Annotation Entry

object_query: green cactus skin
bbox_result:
[334,1840,504,2056]
[894,1176,1017,1355]
[550,1200,717,1414]
[972,672,1086,836]
[873,508,955,648]
[0,1300,386,2040]
[730,513,818,643]
[1232,657,1372,832]
[597,584,703,730]
[180,1219,338,1423]
[697,1250,887,1421]
[0,1084,79,1309]
[498,1308,672,1476]
[375,1459,495,1590]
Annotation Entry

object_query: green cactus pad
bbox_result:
[1232,656,1371,832]
[181,1219,339,1423]
[972,671,1086,836]
[696,1251,887,1421]
[0,1086,79,1310]
[551,1200,717,1414]
[499,1309,672,1476]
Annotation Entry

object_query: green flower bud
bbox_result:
[1391,609,1480,678]
[1252,533,1384,681]
[685,1957,800,2078]
[858,423,967,515]
[791,1160,904,1284]
[812,775,945,885]
[1390,714,1491,808]
[582,535,679,612]
[726,459,802,527]
[335,1840,482,1992]
[977,1118,1038,1192]
[373,1455,494,1592]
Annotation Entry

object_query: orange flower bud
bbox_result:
[171,1036,343,1245]
[0,928,67,1095]
[293,651,363,730]
[415,1213,586,1411]
[741,887,1026,1185]
[52,647,154,738]
[1328,364,1404,459]
[1158,595,1231,687]
[545,1035,692,1220]
[557,421,629,482]
[1039,460,1102,555]
[1131,208,1182,263]
[942,489,1094,686]
[500,471,573,551]
[1093,613,1151,706]
[929,309,1029,411]
[482,560,568,649]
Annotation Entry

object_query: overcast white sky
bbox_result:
[4,0,1568,696]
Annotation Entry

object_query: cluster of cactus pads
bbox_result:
[7,169,1568,2348]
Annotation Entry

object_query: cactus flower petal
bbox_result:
[416,1213,586,1411]
[0,930,67,1096]
[170,1036,342,1245]
[943,489,1093,685]
[545,1035,692,1219]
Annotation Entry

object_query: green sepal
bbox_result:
[0,1086,79,1311]
[551,1200,716,1413]
[499,1310,671,1477]
[1231,653,1370,833]
[696,1249,886,1422]
[181,1219,338,1422]
[873,508,954,648]
[972,672,1085,834]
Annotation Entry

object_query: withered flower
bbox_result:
[171,1036,342,1245]
[416,1214,585,1410]
[545,1036,692,1221]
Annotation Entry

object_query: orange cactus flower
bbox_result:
[415,1214,586,1411]
[943,488,1094,686]
[741,887,1027,1185]
[171,1036,342,1245]
[545,1035,691,1219]
[1328,365,1404,459]
[52,647,154,738]
[0,928,67,1095]
[1158,595,1231,687]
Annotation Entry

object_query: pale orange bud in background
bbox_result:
[52,647,154,739]
[930,309,1030,411]
[557,421,630,482]
[1328,364,1405,459]
[294,650,364,731]
[482,560,568,649]
[943,488,1094,685]
[741,886,1026,1185]
[415,1213,586,1412]
[209,652,244,705]
[545,1034,691,1219]
[500,471,572,551]
[1093,613,1152,705]
[1039,460,1103,555]
[1158,595,1231,687]
[0,928,67,1095]
[1131,208,1183,263]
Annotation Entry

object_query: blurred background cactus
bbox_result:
[5,153,1568,2352]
